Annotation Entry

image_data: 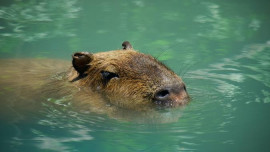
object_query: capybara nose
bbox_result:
[153,84,189,105]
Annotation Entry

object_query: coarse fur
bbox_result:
[0,41,189,122]
[69,49,188,110]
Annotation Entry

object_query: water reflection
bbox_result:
[0,0,80,42]
[34,126,93,151]
[194,3,229,40]
[9,102,94,151]
[188,41,270,103]
[174,41,270,150]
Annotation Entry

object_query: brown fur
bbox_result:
[0,42,189,122]
[69,49,188,110]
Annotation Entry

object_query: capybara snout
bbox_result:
[153,83,189,107]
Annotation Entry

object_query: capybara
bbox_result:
[0,41,189,122]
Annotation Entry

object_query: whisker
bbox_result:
[154,42,183,60]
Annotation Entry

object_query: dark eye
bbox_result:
[101,71,119,84]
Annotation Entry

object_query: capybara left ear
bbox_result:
[72,52,93,76]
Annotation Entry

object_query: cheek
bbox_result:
[104,79,151,101]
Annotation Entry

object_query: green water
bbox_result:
[0,0,270,151]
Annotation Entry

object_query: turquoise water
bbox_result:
[0,0,270,151]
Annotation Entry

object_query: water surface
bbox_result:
[0,0,270,151]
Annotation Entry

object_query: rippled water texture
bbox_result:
[0,0,270,152]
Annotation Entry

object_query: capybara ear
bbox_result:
[122,41,133,50]
[72,52,93,76]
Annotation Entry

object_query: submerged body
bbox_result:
[0,41,189,122]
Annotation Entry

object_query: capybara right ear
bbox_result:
[122,41,133,50]
[72,52,93,76]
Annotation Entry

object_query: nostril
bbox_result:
[154,89,170,101]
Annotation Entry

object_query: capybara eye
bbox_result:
[101,71,119,83]
[183,85,187,91]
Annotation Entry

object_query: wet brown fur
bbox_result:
[0,42,188,122]
[68,49,185,109]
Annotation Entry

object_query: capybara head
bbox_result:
[70,41,189,110]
